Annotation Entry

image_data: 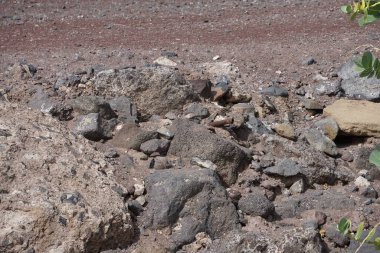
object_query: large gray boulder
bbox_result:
[338,58,380,101]
[0,104,134,253]
[143,168,240,249]
[94,67,197,115]
[167,119,250,186]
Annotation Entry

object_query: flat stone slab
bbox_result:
[324,100,380,137]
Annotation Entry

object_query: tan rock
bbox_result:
[324,100,380,137]
[272,123,296,140]
[153,56,177,67]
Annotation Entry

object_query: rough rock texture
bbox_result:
[238,190,275,218]
[314,117,339,140]
[305,128,338,156]
[0,104,135,253]
[202,228,325,253]
[143,168,240,249]
[110,123,159,150]
[94,67,196,116]
[338,58,380,101]
[168,119,250,185]
[324,99,380,137]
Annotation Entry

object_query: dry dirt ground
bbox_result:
[1,0,379,84]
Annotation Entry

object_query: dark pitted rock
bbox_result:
[326,225,350,247]
[60,192,81,205]
[161,51,178,58]
[361,186,378,199]
[184,103,209,119]
[127,200,144,216]
[264,159,302,177]
[157,126,175,139]
[211,76,229,101]
[302,57,316,65]
[143,168,240,249]
[338,58,380,101]
[275,190,355,219]
[111,124,159,150]
[94,66,196,116]
[54,74,81,90]
[264,159,303,187]
[140,139,170,156]
[353,147,380,180]
[246,113,272,135]
[74,113,104,141]
[168,119,249,186]
[259,85,288,97]
[71,96,117,120]
[305,128,338,156]
[238,189,275,218]
[313,117,339,140]
[108,96,138,123]
[189,79,212,99]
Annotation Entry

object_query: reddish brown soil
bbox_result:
[1,0,379,86]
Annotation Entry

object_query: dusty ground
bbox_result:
[1,0,379,84]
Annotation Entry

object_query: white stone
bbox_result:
[354,176,370,188]
[153,57,177,67]
[134,184,145,196]
[135,196,146,206]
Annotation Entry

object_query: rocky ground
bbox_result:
[1,0,380,253]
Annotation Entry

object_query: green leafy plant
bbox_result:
[354,51,380,78]
[369,145,380,168]
[342,1,380,78]
[337,218,380,252]
[341,0,380,26]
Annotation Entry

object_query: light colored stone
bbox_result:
[324,100,380,137]
[290,179,306,194]
[191,157,218,171]
[134,184,145,196]
[272,123,296,140]
[314,118,339,141]
[0,104,134,253]
[135,196,146,206]
[354,176,370,188]
[305,129,338,156]
[153,56,177,67]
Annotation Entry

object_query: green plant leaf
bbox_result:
[356,222,365,241]
[351,11,359,21]
[369,145,380,168]
[354,58,365,68]
[363,226,377,243]
[376,65,380,79]
[341,5,353,13]
[362,52,374,69]
[360,68,374,77]
[375,237,380,250]
[359,14,380,25]
[338,218,352,235]
[374,58,380,69]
